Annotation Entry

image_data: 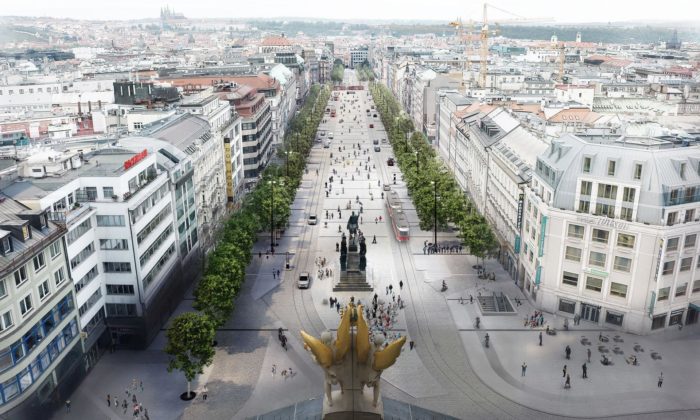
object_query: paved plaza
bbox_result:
[51,71,700,420]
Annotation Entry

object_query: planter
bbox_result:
[180,391,197,401]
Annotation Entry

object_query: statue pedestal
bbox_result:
[322,389,383,420]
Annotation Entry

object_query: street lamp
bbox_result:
[431,180,438,249]
[269,180,276,254]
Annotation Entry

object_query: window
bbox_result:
[74,265,98,292]
[100,239,129,250]
[53,268,66,286]
[66,218,92,244]
[620,207,634,221]
[565,247,582,262]
[617,233,635,248]
[595,203,615,218]
[605,311,624,326]
[562,271,579,287]
[597,184,617,200]
[588,251,606,268]
[105,303,137,317]
[585,276,603,292]
[680,163,687,179]
[78,288,102,317]
[70,242,95,269]
[582,157,591,173]
[558,299,576,314]
[38,280,50,301]
[19,294,33,316]
[662,260,675,275]
[613,256,632,272]
[96,215,125,227]
[103,262,131,273]
[0,310,13,331]
[49,241,61,259]
[580,180,592,196]
[667,211,678,226]
[106,284,135,295]
[622,187,635,203]
[633,163,642,180]
[669,309,684,326]
[651,314,666,330]
[609,282,628,298]
[103,187,114,198]
[13,265,28,287]
[607,160,616,176]
[32,252,46,272]
[0,279,5,299]
[578,200,590,213]
[592,229,609,244]
[685,209,695,223]
[685,234,697,249]
[680,257,693,272]
[674,283,688,297]
[657,287,670,301]
[666,237,679,252]
[693,280,700,293]
[567,224,584,239]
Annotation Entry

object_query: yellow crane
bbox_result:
[477,3,552,88]
[449,18,478,72]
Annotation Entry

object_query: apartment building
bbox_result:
[522,134,700,334]
[0,197,81,419]
[4,147,196,349]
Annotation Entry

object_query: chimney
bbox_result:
[98,100,102,110]
[88,101,92,113]
[77,101,82,115]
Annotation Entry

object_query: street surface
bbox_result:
[50,70,700,420]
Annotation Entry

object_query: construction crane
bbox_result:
[449,18,478,71]
[477,3,552,88]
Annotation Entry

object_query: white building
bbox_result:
[4,146,198,350]
[522,134,700,334]
[0,197,81,418]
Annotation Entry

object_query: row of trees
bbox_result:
[165,84,331,399]
[355,62,375,82]
[369,82,498,264]
[331,59,345,83]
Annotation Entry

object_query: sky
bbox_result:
[1,0,699,23]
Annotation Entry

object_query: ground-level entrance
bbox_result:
[581,303,601,323]
[687,304,699,325]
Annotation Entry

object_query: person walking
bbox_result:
[107,394,111,408]
[565,345,571,360]
[140,380,144,392]
[202,385,208,401]
[587,348,592,363]
[65,399,71,413]
[272,270,276,279]
[272,364,277,377]
[658,372,664,388]
[563,365,567,378]
[539,332,543,346]
[399,280,404,290]
[582,363,588,379]
[409,340,415,350]
[565,374,571,389]
[521,362,527,377]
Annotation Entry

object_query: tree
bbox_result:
[165,312,216,400]
[459,215,498,266]
[193,274,237,328]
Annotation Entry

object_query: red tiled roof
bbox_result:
[261,36,292,46]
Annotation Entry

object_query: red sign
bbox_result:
[124,149,148,170]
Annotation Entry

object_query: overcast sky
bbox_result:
[2,0,698,23]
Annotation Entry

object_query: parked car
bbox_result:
[383,184,391,191]
[308,214,318,225]
[369,124,374,128]
[381,138,388,143]
[298,272,311,289]
[374,146,381,152]
[373,139,379,145]
[328,132,334,139]
[387,157,395,166]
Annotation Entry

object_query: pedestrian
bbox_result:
[107,394,111,407]
[522,362,527,377]
[386,286,389,295]
[272,270,276,279]
[539,331,543,346]
[65,399,71,413]
[372,235,377,244]
[389,284,393,293]
[115,398,119,408]
[202,385,208,400]
[582,363,588,379]
[123,399,128,414]
[409,340,415,350]
[565,374,571,389]
[272,364,277,377]
[282,369,287,378]
[289,367,294,377]
[336,302,340,313]
[132,394,137,404]
[563,365,567,377]
[399,280,404,290]
[140,380,143,392]
[277,269,281,278]
[658,372,663,388]
[470,295,473,304]
[565,345,571,359]
[587,348,591,363]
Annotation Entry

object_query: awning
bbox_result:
[689,302,700,311]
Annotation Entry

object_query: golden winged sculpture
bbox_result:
[301,298,406,408]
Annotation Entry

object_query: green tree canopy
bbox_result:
[165,312,216,396]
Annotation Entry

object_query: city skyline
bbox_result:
[2,0,700,24]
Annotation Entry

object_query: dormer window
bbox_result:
[583,157,591,173]
[0,236,11,255]
[634,163,642,180]
[21,225,29,241]
[680,163,687,180]
[607,160,616,176]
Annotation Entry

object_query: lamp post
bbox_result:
[431,180,438,249]
[269,180,276,254]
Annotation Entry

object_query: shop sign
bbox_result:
[124,149,148,170]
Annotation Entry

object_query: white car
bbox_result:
[328,132,334,139]
[298,272,311,289]
[308,214,318,225]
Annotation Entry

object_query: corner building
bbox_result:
[522,134,700,334]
